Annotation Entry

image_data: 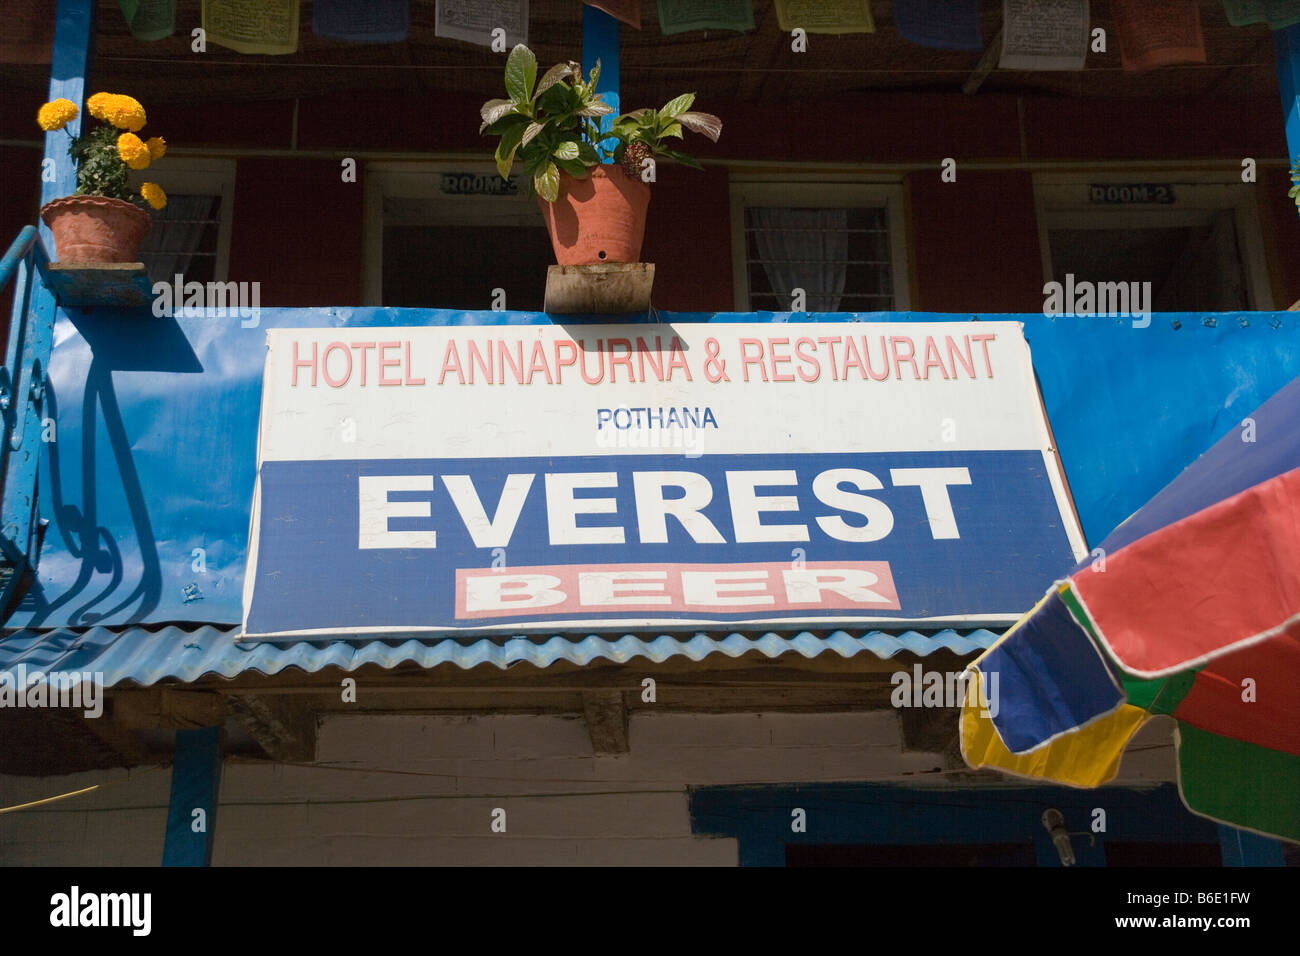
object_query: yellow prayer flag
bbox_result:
[203,0,300,55]
[774,0,875,35]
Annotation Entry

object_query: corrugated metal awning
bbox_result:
[0,627,998,688]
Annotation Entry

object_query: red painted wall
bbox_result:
[1021,97,1286,162]
[640,164,733,311]
[0,147,42,351]
[2,90,1297,313]
[906,169,1045,312]
[226,157,363,307]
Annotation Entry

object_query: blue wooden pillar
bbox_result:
[162,727,224,866]
[0,0,94,616]
[42,0,97,251]
[583,5,619,143]
[1276,24,1300,219]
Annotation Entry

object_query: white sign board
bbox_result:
[243,322,1086,639]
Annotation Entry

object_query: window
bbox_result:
[126,158,235,285]
[1034,173,1274,311]
[730,180,910,312]
[364,163,552,309]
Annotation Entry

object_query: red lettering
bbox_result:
[378,341,402,386]
[921,337,950,380]
[554,339,578,384]
[498,340,525,384]
[816,336,842,381]
[890,336,920,380]
[608,338,635,383]
[349,341,375,386]
[526,340,554,385]
[291,340,317,387]
[438,341,466,385]
[739,338,767,382]
[864,336,890,381]
[579,338,605,384]
[666,336,693,381]
[970,333,996,377]
[467,341,495,385]
[794,336,820,382]
[946,335,976,378]
[768,337,795,382]
[637,336,664,382]
[404,341,425,386]
[841,336,867,381]
[321,341,352,388]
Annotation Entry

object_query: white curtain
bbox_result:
[748,207,848,311]
[138,194,218,282]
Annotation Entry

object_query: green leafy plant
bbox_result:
[479,46,609,202]
[69,124,136,202]
[480,45,721,202]
[1291,157,1300,210]
[607,93,723,179]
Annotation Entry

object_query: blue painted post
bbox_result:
[163,727,223,866]
[582,5,619,145]
[42,0,97,251]
[1275,24,1300,220]
[0,0,94,615]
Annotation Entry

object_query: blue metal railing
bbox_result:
[0,225,56,617]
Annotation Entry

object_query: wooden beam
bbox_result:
[963,28,1003,96]
[228,694,317,763]
[898,705,964,770]
[582,691,629,754]
[113,688,226,729]
[80,708,148,766]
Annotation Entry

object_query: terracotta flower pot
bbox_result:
[538,165,650,265]
[40,195,152,264]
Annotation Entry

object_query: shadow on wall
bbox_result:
[19,310,202,626]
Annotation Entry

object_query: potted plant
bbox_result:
[480,45,721,266]
[37,92,168,263]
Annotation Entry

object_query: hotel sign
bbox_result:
[242,322,1086,639]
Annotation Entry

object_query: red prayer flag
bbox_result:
[1112,0,1206,72]
[585,0,641,30]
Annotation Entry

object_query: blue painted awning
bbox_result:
[6,305,1298,687]
[16,307,1300,632]
[0,626,998,687]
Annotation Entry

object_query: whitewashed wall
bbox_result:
[0,711,1178,866]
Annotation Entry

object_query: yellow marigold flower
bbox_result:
[117,132,151,170]
[37,98,79,131]
[145,136,166,160]
[86,92,113,120]
[104,94,146,132]
[141,182,167,210]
